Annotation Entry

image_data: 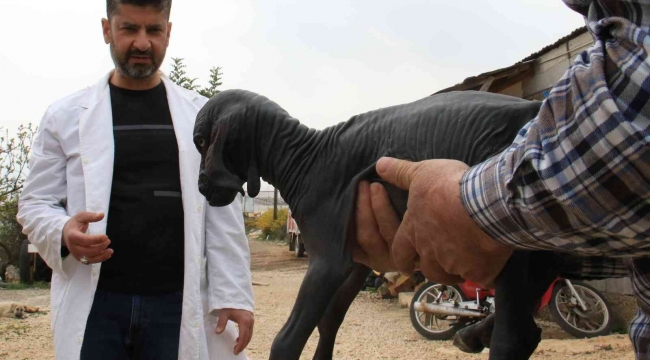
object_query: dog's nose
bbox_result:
[198,173,213,199]
[198,173,209,185]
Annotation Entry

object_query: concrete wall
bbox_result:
[586,278,634,296]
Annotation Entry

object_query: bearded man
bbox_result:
[17,1,254,359]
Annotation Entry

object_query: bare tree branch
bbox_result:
[0,125,35,270]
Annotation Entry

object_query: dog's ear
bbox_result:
[245,112,260,197]
[247,165,260,197]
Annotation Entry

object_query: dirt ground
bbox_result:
[0,238,638,360]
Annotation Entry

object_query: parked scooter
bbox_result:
[409,278,613,341]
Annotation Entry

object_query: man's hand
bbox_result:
[353,181,400,272]
[355,157,513,287]
[215,308,254,355]
[62,212,112,264]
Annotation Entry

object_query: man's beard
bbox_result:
[110,42,164,79]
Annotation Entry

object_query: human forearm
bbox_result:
[460,12,650,256]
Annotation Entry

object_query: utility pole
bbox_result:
[273,187,278,220]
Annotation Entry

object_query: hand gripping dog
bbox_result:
[193,89,608,360]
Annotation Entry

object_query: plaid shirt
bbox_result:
[460,0,650,317]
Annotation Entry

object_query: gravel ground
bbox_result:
[247,240,635,360]
[0,289,52,360]
[0,239,637,359]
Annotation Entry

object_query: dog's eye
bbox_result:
[197,139,206,149]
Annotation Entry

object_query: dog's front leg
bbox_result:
[270,248,354,360]
[313,262,371,360]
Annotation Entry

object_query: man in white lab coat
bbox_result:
[16,1,254,359]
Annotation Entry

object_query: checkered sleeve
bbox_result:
[460,0,650,257]
[558,255,629,279]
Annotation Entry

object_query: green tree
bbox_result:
[0,198,25,277]
[198,66,223,99]
[169,57,199,91]
[0,124,35,277]
[169,58,223,99]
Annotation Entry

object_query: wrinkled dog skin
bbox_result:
[193,90,617,360]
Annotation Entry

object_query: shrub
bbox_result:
[256,208,288,240]
[243,216,258,234]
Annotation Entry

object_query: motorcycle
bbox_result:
[409,278,613,341]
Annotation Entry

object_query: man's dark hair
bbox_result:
[107,0,172,19]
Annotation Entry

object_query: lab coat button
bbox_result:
[81,157,89,165]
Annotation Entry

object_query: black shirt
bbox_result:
[98,81,185,294]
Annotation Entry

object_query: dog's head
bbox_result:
[194,90,269,206]
[11,304,25,318]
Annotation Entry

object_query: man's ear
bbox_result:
[101,18,111,44]
[247,166,260,197]
[166,21,172,47]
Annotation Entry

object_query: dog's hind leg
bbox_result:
[313,263,371,360]
[488,251,562,360]
[453,313,496,353]
[488,252,541,360]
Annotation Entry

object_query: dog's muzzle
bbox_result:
[198,174,212,198]
[198,173,244,207]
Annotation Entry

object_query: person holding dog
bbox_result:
[354,0,650,356]
[17,1,254,359]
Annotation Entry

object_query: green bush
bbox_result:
[243,216,258,234]
[256,208,288,240]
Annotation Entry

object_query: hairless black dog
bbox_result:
[193,90,612,360]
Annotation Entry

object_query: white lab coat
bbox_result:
[17,72,254,360]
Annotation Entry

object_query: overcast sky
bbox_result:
[1,0,586,135]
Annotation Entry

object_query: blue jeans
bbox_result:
[80,290,183,360]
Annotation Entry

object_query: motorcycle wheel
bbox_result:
[549,280,613,338]
[409,281,468,340]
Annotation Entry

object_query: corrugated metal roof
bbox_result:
[432,26,589,95]
[518,26,588,63]
[433,61,534,95]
